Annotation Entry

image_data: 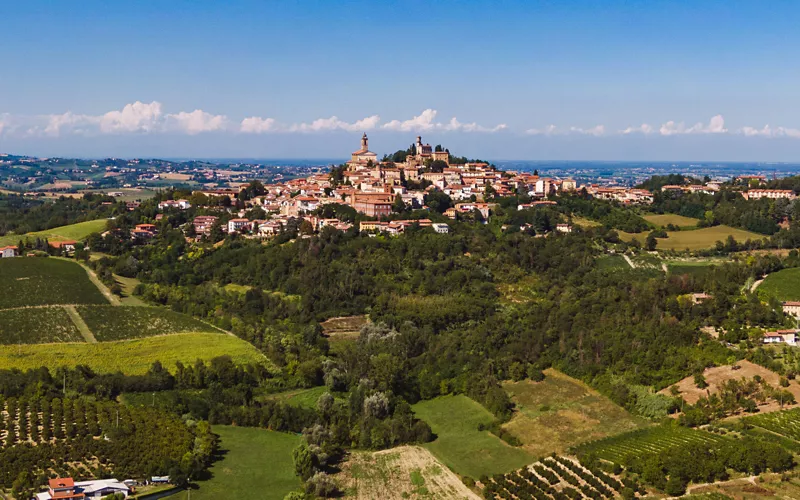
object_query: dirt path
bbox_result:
[661,262,668,273]
[64,305,97,343]
[751,276,765,293]
[622,254,636,269]
[686,475,758,495]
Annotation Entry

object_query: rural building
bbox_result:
[743,189,797,201]
[763,330,798,346]
[691,293,713,304]
[192,215,218,235]
[227,218,252,233]
[556,224,573,233]
[49,240,77,253]
[783,301,800,319]
[0,245,18,258]
[432,223,450,234]
[35,477,131,500]
[158,199,191,210]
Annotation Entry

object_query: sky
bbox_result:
[1,0,800,161]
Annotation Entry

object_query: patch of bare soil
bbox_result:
[320,315,368,341]
[335,445,480,500]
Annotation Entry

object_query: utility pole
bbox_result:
[63,372,66,396]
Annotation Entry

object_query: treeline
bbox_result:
[0,193,119,237]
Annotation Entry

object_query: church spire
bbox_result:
[361,133,368,152]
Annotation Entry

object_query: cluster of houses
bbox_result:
[33,476,173,499]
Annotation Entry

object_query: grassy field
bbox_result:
[758,267,800,302]
[260,386,329,409]
[0,219,108,246]
[412,395,534,479]
[572,217,602,228]
[114,274,147,306]
[0,258,108,308]
[502,370,647,457]
[643,213,700,228]
[166,426,301,500]
[0,333,269,374]
[77,305,220,341]
[0,307,83,343]
[618,225,766,250]
[596,255,630,271]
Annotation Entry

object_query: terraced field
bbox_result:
[0,258,108,308]
[77,305,220,341]
[572,425,730,464]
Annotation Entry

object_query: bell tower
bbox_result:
[361,133,368,152]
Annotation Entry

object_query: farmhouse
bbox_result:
[783,301,800,319]
[743,189,797,201]
[763,329,798,346]
[0,245,18,258]
[49,240,77,253]
[35,477,131,500]
[192,215,218,235]
[158,199,191,210]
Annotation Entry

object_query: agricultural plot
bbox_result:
[0,218,108,247]
[165,426,301,500]
[412,395,534,479]
[484,455,629,500]
[502,370,647,457]
[77,305,220,341]
[0,258,108,308]
[320,315,369,341]
[336,445,480,500]
[757,267,800,302]
[656,225,766,251]
[572,425,729,464]
[667,261,718,278]
[260,386,329,409]
[643,214,700,228]
[0,307,83,344]
[0,333,270,375]
[595,255,629,271]
[743,408,800,442]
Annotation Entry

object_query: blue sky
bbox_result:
[1,0,800,161]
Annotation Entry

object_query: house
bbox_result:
[432,223,450,234]
[36,478,84,500]
[49,240,78,253]
[743,189,797,201]
[193,215,218,235]
[158,199,191,210]
[0,245,18,258]
[556,224,572,233]
[227,218,252,233]
[691,293,713,304]
[763,330,798,346]
[35,477,130,500]
[131,224,157,241]
[783,301,800,319]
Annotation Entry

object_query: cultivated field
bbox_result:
[656,225,766,251]
[595,255,629,271]
[320,315,369,341]
[412,395,534,479]
[572,425,729,464]
[165,426,301,500]
[502,370,647,457]
[0,258,108,308]
[77,305,220,341]
[0,333,269,375]
[0,219,108,246]
[660,360,800,413]
[689,473,800,499]
[0,307,83,344]
[758,267,800,302]
[336,445,480,500]
[643,213,700,228]
[260,386,329,409]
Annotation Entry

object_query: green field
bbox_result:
[618,225,766,250]
[77,305,220,341]
[596,255,630,271]
[260,386,329,409]
[0,333,269,374]
[758,267,800,302]
[0,218,108,246]
[0,258,108,308]
[412,395,534,479]
[0,307,83,343]
[502,370,647,457]
[643,213,700,228]
[166,426,301,500]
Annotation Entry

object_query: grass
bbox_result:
[617,225,767,250]
[596,255,630,271]
[0,219,109,246]
[114,274,147,306]
[412,394,535,479]
[77,305,220,341]
[572,217,602,228]
[758,267,800,302]
[166,426,301,500]
[0,333,270,374]
[0,258,108,308]
[0,307,83,344]
[260,386,329,409]
[643,214,700,228]
[501,370,648,457]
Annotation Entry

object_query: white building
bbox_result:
[432,223,450,234]
[763,330,798,346]
[227,218,252,233]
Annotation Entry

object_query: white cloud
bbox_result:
[382,109,438,132]
[289,114,381,133]
[165,109,228,135]
[569,125,605,136]
[443,117,507,133]
[100,101,163,133]
[525,125,557,136]
[621,123,654,135]
[43,112,96,137]
[659,115,727,136]
[241,116,278,133]
[739,125,800,138]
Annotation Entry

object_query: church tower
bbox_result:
[361,133,369,152]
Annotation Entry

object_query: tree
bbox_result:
[429,160,448,173]
[393,195,406,213]
[292,443,315,480]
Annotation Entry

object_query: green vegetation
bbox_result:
[643,213,700,228]
[758,267,800,301]
[502,371,647,457]
[166,426,301,500]
[656,225,767,250]
[77,305,220,341]
[0,307,83,344]
[0,333,269,375]
[572,424,730,464]
[261,386,329,409]
[595,254,629,270]
[744,408,800,442]
[0,258,108,308]
[0,219,109,246]
[412,395,534,478]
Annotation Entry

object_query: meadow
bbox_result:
[77,305,220,341]
[0,218,108,246]
[260,386,329,409]
[643,213,700,228]
[502,370,647,457]
[758,267,800,302]
[0,307,83,344]
[412,395,534,479]
[595,255,630,271]
[618,225,766,250]
[0,333,269,375]
[572,425,730,464]
[0,258,108,308]
[165,426,301,500]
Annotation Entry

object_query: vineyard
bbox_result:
[0,395,210,491]
[0,258,108,308]
[743,408,800,442]
[0,307,82,343]
[571,425,730,464]
[484,455,641,500]
[77,305,220,341]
